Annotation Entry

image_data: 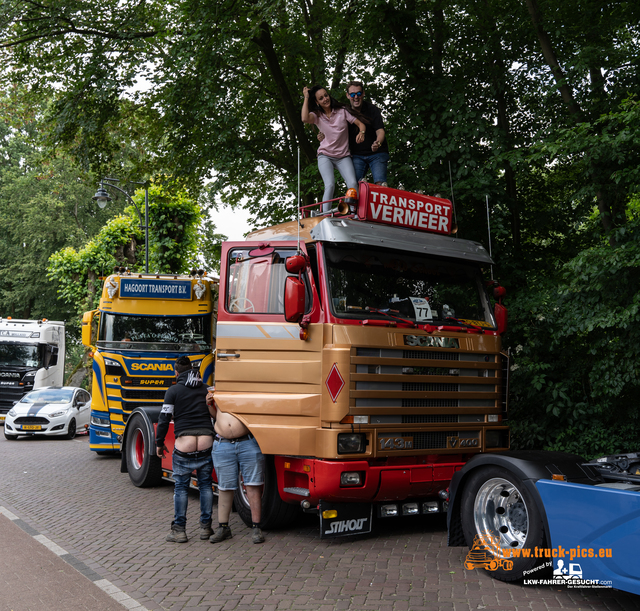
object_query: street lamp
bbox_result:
[93,178,150,273]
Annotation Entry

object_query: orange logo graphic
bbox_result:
[464,534,514,571]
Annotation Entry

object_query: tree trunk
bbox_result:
[253,22,316,166]
[524,0,582,117]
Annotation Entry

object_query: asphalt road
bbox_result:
[0,432,638,611]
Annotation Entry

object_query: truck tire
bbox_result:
[125,414,163,487]
[234,456,300,529]
[460,466,545,582]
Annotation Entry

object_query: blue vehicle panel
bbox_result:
[535,479,640,595]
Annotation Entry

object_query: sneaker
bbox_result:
[252,526,265,544]
[379,182,388,187]
[200,520,213,540]
[166,523,188,543]
[209,525,232,543]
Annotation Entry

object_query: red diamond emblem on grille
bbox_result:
[325,363,345,403]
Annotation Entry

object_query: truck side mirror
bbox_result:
[284,277,306,323]
[494,303,508,335]
[82,310,95,347]
[285,254,307,274]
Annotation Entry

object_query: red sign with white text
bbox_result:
[357,183,453,235]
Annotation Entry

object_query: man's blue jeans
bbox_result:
[352,151,390,184]
[172,450,213,527]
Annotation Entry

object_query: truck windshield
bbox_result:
[323,244,494,326]
[0,343,40,367]
[97,313,212,352]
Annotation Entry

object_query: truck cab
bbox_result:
[0,318,65,422]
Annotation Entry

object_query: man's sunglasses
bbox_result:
[348,91,363,98]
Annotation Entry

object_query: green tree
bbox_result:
[0,85,128,320]
[47,182,202,317]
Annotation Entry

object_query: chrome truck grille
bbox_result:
[353,347,506,453]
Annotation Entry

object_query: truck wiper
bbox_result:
[365,307,417,328]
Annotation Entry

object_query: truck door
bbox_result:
[214,241,322,456]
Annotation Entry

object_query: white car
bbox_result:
[4,386,91,440]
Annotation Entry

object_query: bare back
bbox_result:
[207,392,250,439]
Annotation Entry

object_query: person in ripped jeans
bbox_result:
[206,389,266,544]
[156,356,215,543]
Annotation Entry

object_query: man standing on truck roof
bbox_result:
[156,356,215,543]
[346,80,389,186]
[206,389,266,544]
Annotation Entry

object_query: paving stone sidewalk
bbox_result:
[1,433,638,611]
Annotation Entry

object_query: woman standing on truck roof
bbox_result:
[302,85,367,211]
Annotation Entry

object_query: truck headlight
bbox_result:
[91,415,111,427]
[103,358,124,375]
[340,472,363,486]
[337,433,366,454]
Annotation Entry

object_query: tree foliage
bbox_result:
[509,211,640,458]
[0,85,127,320]
[47,183,202,318]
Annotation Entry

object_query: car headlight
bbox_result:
[50,408,71,418]
[337,433,367,454]
[7,408,16,417]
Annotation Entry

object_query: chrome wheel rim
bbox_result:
[236,473,250,509]
[131,429,144,470]
[473,477,528,555]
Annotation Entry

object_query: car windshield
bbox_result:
[21,389,74,404]
[0,343,40,367]
[97,313,212,352]
[323,243,494,326]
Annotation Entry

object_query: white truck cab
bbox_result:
[0,318,65,422]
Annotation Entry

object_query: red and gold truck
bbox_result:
[121,182,509,538]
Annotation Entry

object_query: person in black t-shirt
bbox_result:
[156,356,215,543]
[346,80,389,186]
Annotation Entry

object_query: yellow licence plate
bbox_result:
[22,425,42,431]
[0,415,5,422]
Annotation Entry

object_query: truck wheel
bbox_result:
[233,456,300,530]
[461,466,545,582]
[125,414,162,487]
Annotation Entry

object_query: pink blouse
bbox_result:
[308,108,356,158]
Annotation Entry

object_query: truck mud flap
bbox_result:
[319,501,373,539]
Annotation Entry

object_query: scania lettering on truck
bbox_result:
[120,182,509,538]
[0,318,65,423]
[82,271,216,454]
